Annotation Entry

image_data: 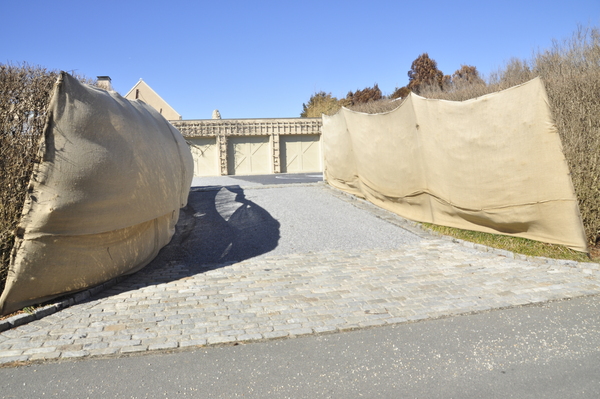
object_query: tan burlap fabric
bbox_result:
[323,78,587,252]
[0,72,194,315]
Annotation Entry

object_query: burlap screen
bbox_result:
[0,72,194,315]
[323,78,587,252]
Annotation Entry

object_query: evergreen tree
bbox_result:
[300,92,341,117]
[407,53,446,93]
[390,86,410,99]
[452,65,485,86]
[345,84,383,105]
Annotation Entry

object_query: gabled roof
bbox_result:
[124,79,181,120]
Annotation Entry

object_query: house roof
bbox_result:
[124,79,181,120]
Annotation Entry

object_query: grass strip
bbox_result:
[422,223,597,263]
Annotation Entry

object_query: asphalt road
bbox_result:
[1,295,599,398]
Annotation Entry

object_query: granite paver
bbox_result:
[1,183,599,364]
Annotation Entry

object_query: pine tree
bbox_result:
[390,86,410,99]
[407,53,446,94]
[345,84,383,105]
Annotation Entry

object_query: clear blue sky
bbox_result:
[2,0,599,119]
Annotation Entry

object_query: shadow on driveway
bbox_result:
[95,185,280,293]
[162,185,280,266]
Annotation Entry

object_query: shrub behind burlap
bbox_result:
[536,28,600,250]
[0,64,58,295]
[362,27,600,249]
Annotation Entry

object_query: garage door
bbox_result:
[227,136,271,175]
[188,137,218,176]
[281,135,321,173]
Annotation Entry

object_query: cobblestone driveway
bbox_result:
[1,183,599,364]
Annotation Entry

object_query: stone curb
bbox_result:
[0,276,127,333]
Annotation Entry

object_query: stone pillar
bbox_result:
[217,134,228,175]
[272,133,281,173]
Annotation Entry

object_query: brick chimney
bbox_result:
[97,76,112,91]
